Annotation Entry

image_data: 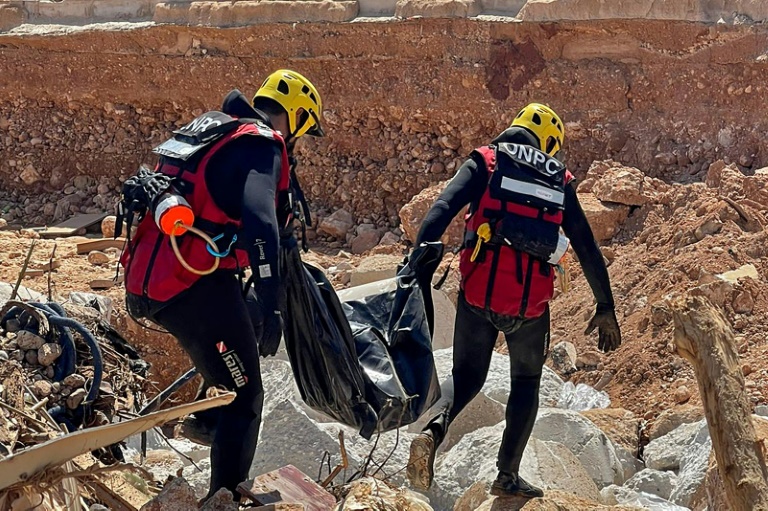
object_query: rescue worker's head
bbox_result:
[253,69,324,148]
[510,103,564,157]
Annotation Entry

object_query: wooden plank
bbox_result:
[90,273,125,290]
[51,213,108,230]
[37,227,81,239]
[238,465,335,511]
[0,391,236,490]
[30,259,61,272]
[77,238,126,255]
[36,213,109,239]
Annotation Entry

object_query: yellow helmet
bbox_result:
[253,69,324,139]
[510,103,564,157]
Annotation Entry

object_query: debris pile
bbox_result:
[0,299,149,454]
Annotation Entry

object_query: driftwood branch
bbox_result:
[671,294,768,511]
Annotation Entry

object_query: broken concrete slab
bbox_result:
[238,465,336,511]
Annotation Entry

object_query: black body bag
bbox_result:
[280,238,443,439]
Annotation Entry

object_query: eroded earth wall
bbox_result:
[1,19,768,228]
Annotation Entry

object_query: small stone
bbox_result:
[20,164,42,185]
[101,215,117,238]
[549,341,578,375]
[379,231,400,246]
[733,290,754,314]
[674,386,692,404]
[576,350,602,370]
[66,388,87,410]
[318,209,354,238]
[63,373,86,388]
[742,364,754,377]
[32,380,52,398]
[755,405,768,417]
[16,331,46,350]
[38,343,63,366]
[13,350,24,361]
[60,387,71,397]
[87,251,111,265]
[44,366,55,379]
[25,350,39,365]
[51,382,61,393]
[430,161,445,174]
[0,351,8,361]
[199,488,238,511]
[351,228,381,255]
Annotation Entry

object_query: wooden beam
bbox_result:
[0,392,235,490]
[671,294,768,511]
[77,238,126,255]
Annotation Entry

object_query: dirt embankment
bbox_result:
[1,19,768,233]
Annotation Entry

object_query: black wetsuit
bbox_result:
[134,91,289,498]
[416,128,614,475]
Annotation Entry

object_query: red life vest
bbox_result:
[459,143,573,319]
[121,112,291,303]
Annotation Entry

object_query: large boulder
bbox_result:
[669,426,711,507]
[431,421,602,508]
[600,485,689,510]
[648,405,705,440]
[531,408,624,488]
[577,193,630,242]
[643,420,707,471]
[589,161,648,206]
[318,422,416,486]
[350,224,382,254]
[395,0,481,18]
[251,400,362,483]
[474,489,639,511]
[399,181,465,248]
[623,468,677,500]
[557,382,611,412]
[154,0,358,25]
[581,408,641,456]
[348,254,403,287]
[517,0,768,22]
[431,348,564,409]
[318,208,354,238]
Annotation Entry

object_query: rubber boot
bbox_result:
[407,419,445,491]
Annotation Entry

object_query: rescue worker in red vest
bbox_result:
[120,70,324,501]
[406,104,621,498]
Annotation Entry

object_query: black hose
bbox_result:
[28,302,77,380]
[26,302,104,408]
[45,315,103,406]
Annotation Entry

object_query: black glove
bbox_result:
[248,279,285,357]
[585,304,621,353]
[253,308,283,357]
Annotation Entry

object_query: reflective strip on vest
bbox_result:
[500,176,565,205]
